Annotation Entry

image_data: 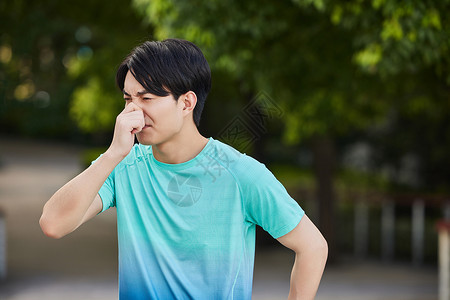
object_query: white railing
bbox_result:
[353,195,449,265]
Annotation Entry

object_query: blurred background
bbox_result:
[0,0,449,299]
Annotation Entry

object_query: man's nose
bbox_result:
[131,98,141,108]
[127,98,143,109]
[125,101,144,113]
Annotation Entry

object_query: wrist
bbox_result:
[104,146,129,163]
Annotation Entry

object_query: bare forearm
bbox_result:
[40,150,123,238]
[288,246,328,300]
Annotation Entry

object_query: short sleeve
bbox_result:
[239,157,304,239]
[91,156,117,213]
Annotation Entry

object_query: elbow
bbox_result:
[316,233,328,256]
[321,236,329,261]
[39,215,65,239]
[295,234,328,262]
[315,234,329,265]
[307,234,328,262]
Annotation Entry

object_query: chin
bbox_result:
[136,134,156,146]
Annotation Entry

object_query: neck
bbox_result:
[152,124,209,164]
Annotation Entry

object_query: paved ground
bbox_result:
[0,137,439,299]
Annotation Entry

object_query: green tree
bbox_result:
[318,0,450,81]
[318,0,450,194]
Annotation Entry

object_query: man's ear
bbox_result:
[181,91,197,115]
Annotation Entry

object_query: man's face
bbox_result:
[123,71,185,146]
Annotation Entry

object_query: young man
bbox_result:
[40,39,327,299]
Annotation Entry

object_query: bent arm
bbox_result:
[39,151,122,239]
[40,102,145,239]
[277,215,328,300]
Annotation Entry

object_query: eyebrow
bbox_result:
[123,90,150,97]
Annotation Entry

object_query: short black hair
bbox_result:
[116,39,211,127]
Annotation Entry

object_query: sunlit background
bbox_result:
[1,0,449,299]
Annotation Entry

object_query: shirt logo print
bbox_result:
[167,174,202,207]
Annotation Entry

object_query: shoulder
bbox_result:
[207,138,271,182]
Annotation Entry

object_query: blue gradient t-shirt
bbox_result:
[97,137,304,299]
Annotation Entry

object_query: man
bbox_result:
[40,38,327,299]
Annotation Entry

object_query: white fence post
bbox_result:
[438,221,450,300]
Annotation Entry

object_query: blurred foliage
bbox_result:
[324,0,449,80]
[0,0,152,141]
[269,163,316,190]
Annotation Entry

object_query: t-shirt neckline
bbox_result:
[150,137,214,171]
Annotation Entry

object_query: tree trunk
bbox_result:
[312,135,337,262]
